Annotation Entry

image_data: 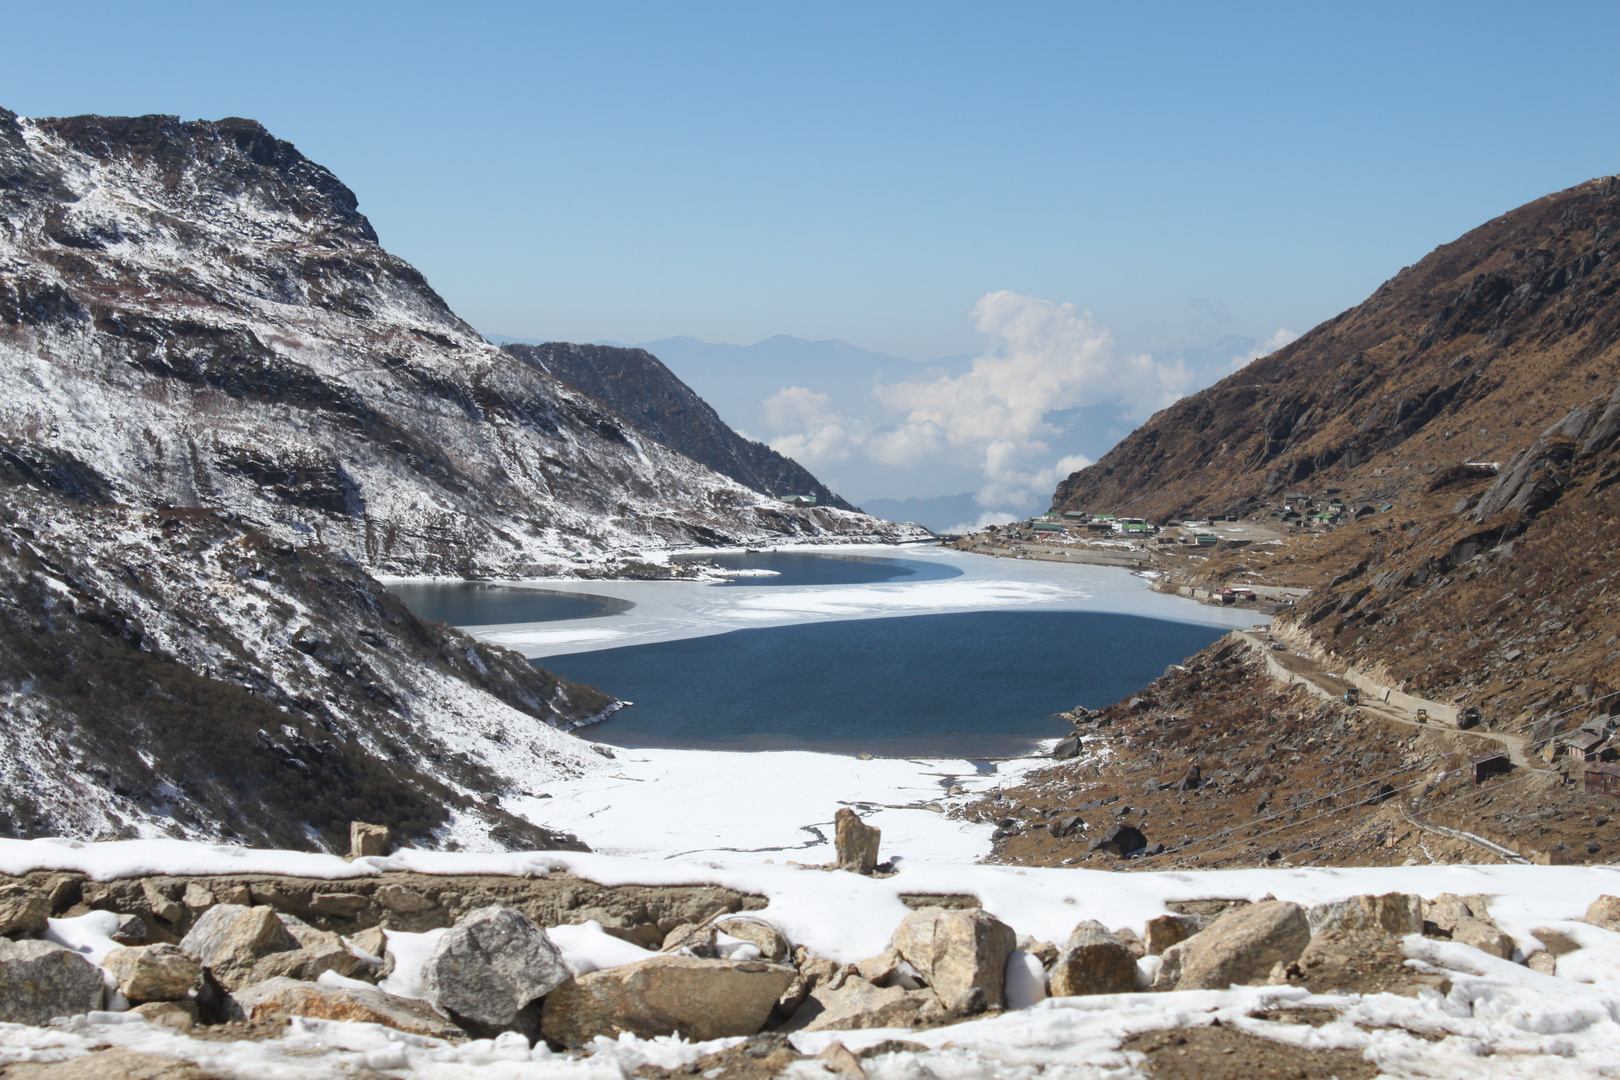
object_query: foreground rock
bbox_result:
[1308,893,1422,936]
[227,976,462,1038]
[835,809,881,874]
[891,907,1015,1013]
[784,975,945,1032]
[103,944,201,1003]
[0,884,50,936]
[0,1048,211,1080]
[1176,901,1310,990]
[423,905,570,1030]
[541,955,795,1046]
[179,905,300,990]
[1049,921,1138,996]
[0,939,104,1025]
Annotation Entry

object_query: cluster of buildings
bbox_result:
[1265,491,1381,529]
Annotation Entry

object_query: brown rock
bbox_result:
[180,883,214,913]
[540,955,796,1046]
[1307,893,1423,936]
[0,1048,208,1080]
[141,882,183,926]
[1450,917,1514,960]
[1144,914,1199,956]
[1049,921,1138,996]
[307,892,369,918]
[782,975,946,1032]
[1584,894,1620,931]
[0,884,50,936]
[835,808,881,874]
[350,821,392,859]
[891,906,1016,1013]
[178,905,299,990]
[131,1000,199,1032]
[713,915,791,962]
[103,944,201,1003]
[226,976,463,1039]
[374,884,435,913]
[1176,901,1310,990]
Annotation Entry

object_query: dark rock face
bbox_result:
[503,342,855,511]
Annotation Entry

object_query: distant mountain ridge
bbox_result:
[501,342,855,510]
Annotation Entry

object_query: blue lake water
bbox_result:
[541,611,1225,757]
[390,552,1237,758]
[389,583,632,625]
[674,551,962,586]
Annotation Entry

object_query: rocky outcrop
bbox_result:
[102,944,200,1003]
[503,342,855,511]
[0,939,104,1024]
[891,907,1016,1014]
[226,976,462,1039]
[1175,901,1311,990]
[540,955,796,1046]
[1048,921,1138,996]
[835,809,881,874]
[421,906,570,1030]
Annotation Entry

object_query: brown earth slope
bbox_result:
[986,177,1620,869]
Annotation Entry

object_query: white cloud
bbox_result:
[756,292,1225,512]
[877,291,1192,454]
[1229,327,1299,370]
[941,509,1021,535]
[764,386,865,465]
[976,447,1092,513]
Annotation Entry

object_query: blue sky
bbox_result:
[5,1,1618,518]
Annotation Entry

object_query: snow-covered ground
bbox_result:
[510,745,1051,864]
[6,838,1620,1077]
[449,544,1261,659]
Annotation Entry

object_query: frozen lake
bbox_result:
[391,545,1262,757]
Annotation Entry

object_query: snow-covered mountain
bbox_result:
[0,107,921,852]
[0,109,919,578]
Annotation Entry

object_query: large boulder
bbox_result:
[835,808,881,874]
[1585,895,1620,931]
[1308,893,1423,936]
[251,915,361,983]
[1089,824,1147,857]
[422,906,570,1030]
[1048,921,1137,996]
[782,974,945,1032]
[179,905,299,990]
[713,915,792,963]
[1450,918,1515,959]
[1176,901,1310,990]
[1144,914,1202,955]
[227,976,462,1039]
[0,884,51,936]
[891,906,1016,1014]
[102,944,201,1003]
[541,955,796,1046]
[0,939,104,1024]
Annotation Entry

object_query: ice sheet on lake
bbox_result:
[464,545,1262,658]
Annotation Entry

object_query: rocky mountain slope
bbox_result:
[0,470,612,852]
[502,342,855,511]
[0,105,919,853]
[1017,176,1620,868]
[0,109,914,580]
[1053,175,1620,524]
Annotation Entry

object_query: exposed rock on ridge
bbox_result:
[503,342,855,511]
[0,107,918,579]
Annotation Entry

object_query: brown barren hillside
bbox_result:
[976,176,1620,872]
[1053,175,1620,523]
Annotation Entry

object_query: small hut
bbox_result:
[1469,752,1512,784]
